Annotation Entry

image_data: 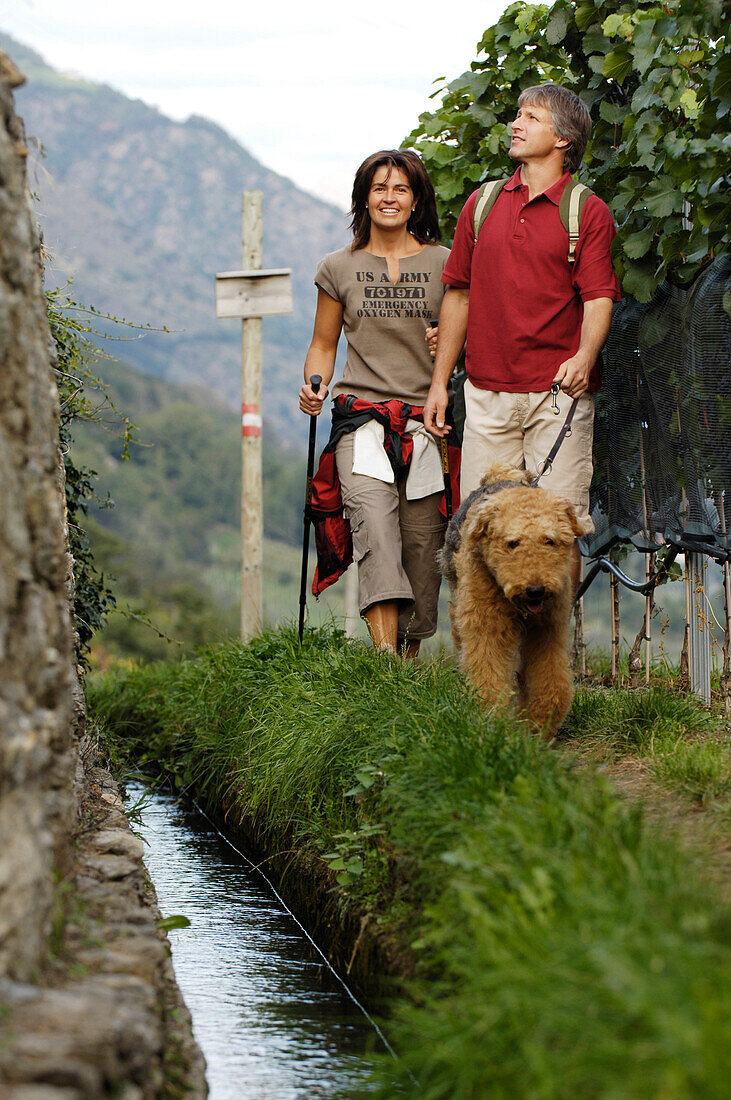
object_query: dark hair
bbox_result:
[518,84,591,174]
[349,149,441,250]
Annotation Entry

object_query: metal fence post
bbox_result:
[687,551,712,703]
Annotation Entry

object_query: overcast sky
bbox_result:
[1,0,509,209]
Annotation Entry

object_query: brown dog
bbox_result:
[439,464,582,738]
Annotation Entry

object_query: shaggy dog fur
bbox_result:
[439,463,582,738]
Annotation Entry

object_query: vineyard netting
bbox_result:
[582,254,731,568]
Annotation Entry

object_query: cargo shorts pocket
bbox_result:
[346,506,370,563]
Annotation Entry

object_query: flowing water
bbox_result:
[130,785,375,1099]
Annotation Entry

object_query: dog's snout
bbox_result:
[526,585,546,600]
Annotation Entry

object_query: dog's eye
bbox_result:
[508,539,520,549]
[545,537,556,546]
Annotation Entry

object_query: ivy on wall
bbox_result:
[404,0,729,301]
[48,290,125,661]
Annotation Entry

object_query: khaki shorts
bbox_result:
[460,380,595,534]
[335,433,446,640]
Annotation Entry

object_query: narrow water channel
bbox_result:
[130,785,374,1099]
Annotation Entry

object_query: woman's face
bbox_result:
[366,165,415,232]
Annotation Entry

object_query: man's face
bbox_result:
[509,102,565,164]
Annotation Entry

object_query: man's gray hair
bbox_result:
[518,84,591,174]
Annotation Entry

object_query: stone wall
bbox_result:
[0,52,206,1096]
[0,50,78,982]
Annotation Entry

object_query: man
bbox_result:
[424,83,620,537]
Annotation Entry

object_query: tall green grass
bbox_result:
[89,626,731,1098]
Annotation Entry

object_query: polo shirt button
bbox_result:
[520,218,525,223]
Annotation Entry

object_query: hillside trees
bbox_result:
[405,0,729,301]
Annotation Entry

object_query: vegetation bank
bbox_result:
[90,625,731,1098]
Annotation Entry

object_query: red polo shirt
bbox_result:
[441,169,620,392]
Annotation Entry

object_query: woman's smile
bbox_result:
[367,165,414,229]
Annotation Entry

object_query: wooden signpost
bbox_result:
[215,191,293,641]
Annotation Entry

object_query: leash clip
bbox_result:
[550,383,560,415]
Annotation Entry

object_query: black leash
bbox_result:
[428,317,453,521]
[531,385,579,486]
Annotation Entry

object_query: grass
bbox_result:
[561,684,717,757]
[561,677,731,820]
[88,625,731,1098]
[652,741,731,805]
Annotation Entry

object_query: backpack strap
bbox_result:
[558,180,592,263]
[473,176,593,263]
[472,178,510,240]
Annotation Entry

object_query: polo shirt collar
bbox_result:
[505,168,573,205]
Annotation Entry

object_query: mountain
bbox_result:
[1,31,349,440]
[69,356,308,568]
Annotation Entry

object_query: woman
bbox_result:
[299,149,452,657]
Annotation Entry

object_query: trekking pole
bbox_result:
[429,317,453,522]
[298,375,322,644]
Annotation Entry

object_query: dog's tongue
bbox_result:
[526,600,544,614]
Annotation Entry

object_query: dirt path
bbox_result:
[563,738,731,902]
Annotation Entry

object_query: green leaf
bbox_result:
[621,259,658,302]
[631,84,660,113]
[467,71,495,100]
[723,289,731,319]
[546,8,571,45]
[603,48,633,84]
[711,51,731,108]
[602,13,633,39]
[599,100,626,124]
[437,173,470,201]
[663,133,689,158]
[679,89,700,119]
[623,225,655,260]
[468,103,497,127]
[574,2,597,31]
[582,28,606,54]
[158,914,191,931]
[644,178,683,218]
[630,28,660,76]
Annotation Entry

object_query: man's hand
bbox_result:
[299,380,328,416]
[425,325,438,359]
[554,297,614,399]
[552,354,592,399]
[423,381,451,438]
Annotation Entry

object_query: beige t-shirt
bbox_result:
[315,243,451,406]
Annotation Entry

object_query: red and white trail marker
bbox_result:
[214,191,293,641]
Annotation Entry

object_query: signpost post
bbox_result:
[215,190,293,641]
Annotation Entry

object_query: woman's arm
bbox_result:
[299,288,343,415]
[423,287,469,437]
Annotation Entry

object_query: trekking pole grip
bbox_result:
[306,375,322,489]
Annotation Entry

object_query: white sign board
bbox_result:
[215,269,293,319]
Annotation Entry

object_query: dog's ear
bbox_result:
[563,502,584,539]
[465,499,495,544]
